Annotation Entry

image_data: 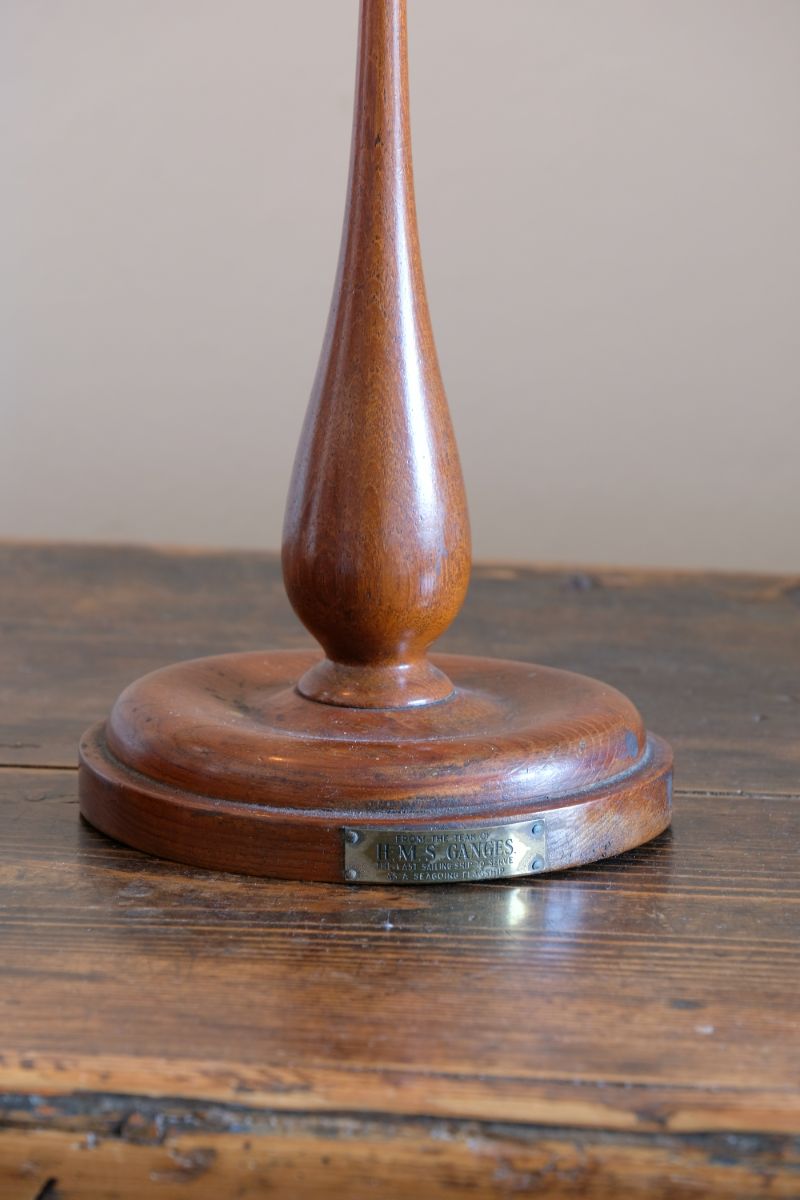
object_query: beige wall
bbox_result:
[3,1,799,571]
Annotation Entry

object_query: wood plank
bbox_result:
[3,544,799,1193]
[1,769,797,1139]
[2,544,799,794]
[2,1105,799,1200]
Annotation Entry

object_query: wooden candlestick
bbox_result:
[79,0,672,884]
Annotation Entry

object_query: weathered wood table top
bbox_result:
[1,543,798,1198]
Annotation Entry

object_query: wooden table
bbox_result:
[1,543,798,1198]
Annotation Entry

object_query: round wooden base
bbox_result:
[79,650,672,884]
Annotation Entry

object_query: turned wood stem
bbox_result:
[282,0,471,709]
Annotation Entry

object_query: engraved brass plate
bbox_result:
[342,819,547,885]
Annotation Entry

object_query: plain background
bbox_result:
[3,0,798,571]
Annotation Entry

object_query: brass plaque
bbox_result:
[342,819,547,885]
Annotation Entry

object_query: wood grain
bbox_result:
[1,543,799,1194]
[78,649,671,881]
[2,544,797,792]
[282,0,470,710]
[2,770,798,1128]
[2,1112,799,1199]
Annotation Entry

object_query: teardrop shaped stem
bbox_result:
[282,0,471,709]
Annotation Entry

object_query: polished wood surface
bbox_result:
[79,651,670,880]
[77,0,671,879]
[2,543,799,1197]
[282,0,470,710]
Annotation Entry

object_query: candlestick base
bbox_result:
[79,650,672,883]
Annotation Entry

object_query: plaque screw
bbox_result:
[345,868,359,881]
[532,822,545,836]
[345,830,360,844]
[532,856,545,872]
